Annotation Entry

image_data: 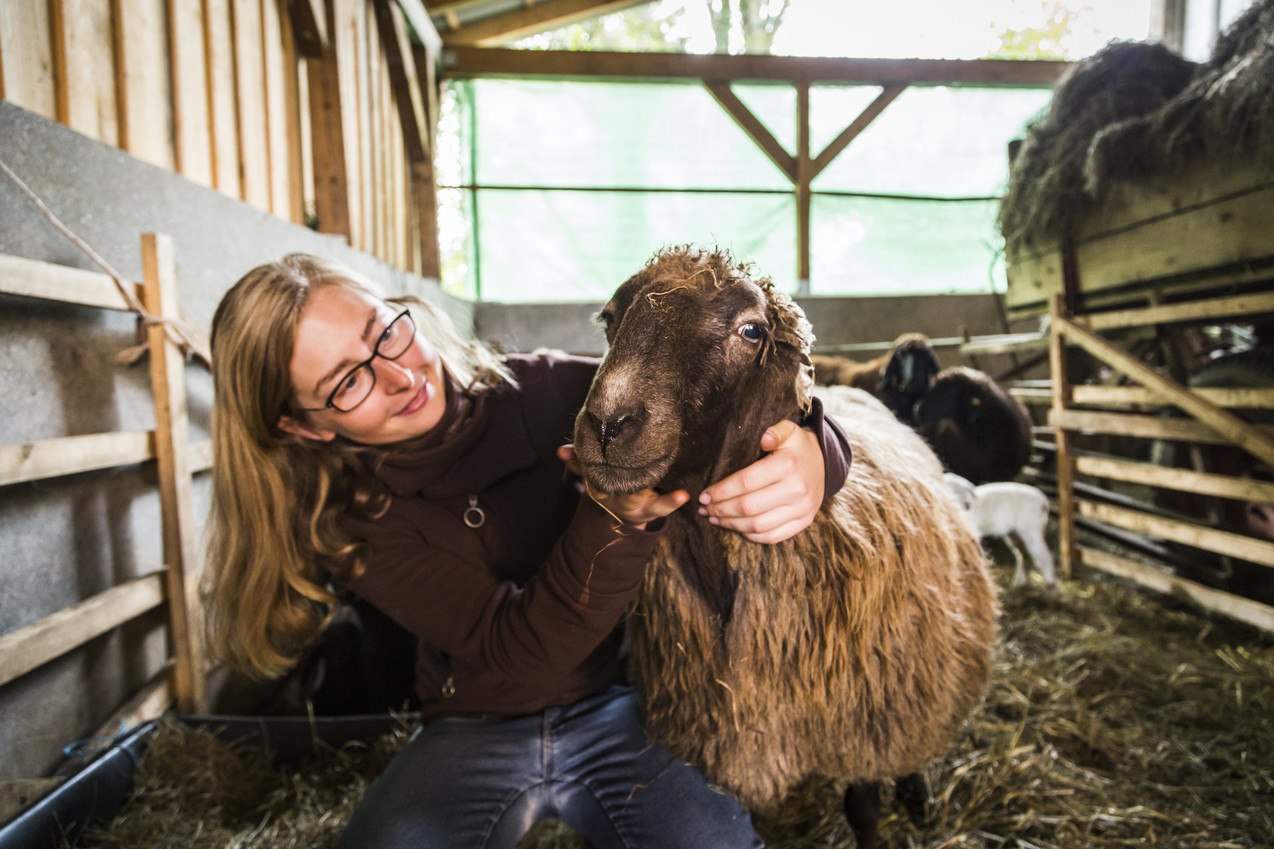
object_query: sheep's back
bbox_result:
[630,404,998,810]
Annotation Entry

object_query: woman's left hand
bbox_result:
[698,419,824,544]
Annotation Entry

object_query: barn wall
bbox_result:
[0,100,465,782]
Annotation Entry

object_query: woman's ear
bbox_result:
[277,415,337,442]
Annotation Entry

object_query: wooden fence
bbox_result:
[1048,291,1274,633]
[0,0,440,277]
[0,236,208,728]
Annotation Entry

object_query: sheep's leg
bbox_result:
[1018,528,1057,586]
[893,772,930,825]
[843,781,882,849]
[1004,533,1028,586]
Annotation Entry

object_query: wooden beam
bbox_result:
[0,432,152,487]
[372,0,426,162]
[1049,293,1076,578]
[810,83,904,180]
[1078,499,1274,569]
[0,253,139,310]
[0,572,166,688]
[796,81,811,289]
[1057,315,1274,470]
[141,233,207,713]
[441,0,649,46]
[306,0,352,239]
[1081,291,1274,332]
[442,46,1073,86]
[1049,407,1274,446]
[285,0,327,56]
[396,0,442,56]
[1075,455,1274,504]
[1080,546,1274,635]
[1071,385,1274,410]
[703,82,794,182]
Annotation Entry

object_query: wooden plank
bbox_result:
[0,253,139,310]
[1080,546,1274,635]
[0,572,166,688]
[92,668,173,738]
[1049,407,1274,445]
[1049,294,1077,578]
[1075,455,1274,504]
[441,0,648,46]
[352,0,373,251]
[810,84,904,180]
[442,47,1073,86]
[1058,315,1274,470]
[261,0,292,218]
[281,5,306,225]
[168,0,214,186]
[189,437,212,472]
[141,233,207,713]
[1077,499,1274,568]
[304,0,352,239]
[795,81,810,287]
[287,0,327,56]
[1071,385,1274,410]
[54,0,120,145]
[1082,291,1274,332]
[0,432,152,487]
[959,331,1047,356]
[204,0,243,196]
[412,160,440,279]
[704,82,795,182]
[232,0,271,209]
[372,0,426,163]
[115,0,175,169]
[0,0,58,118]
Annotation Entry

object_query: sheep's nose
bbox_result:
[589,412,632,455]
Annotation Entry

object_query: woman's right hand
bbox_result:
[557,445,688,529]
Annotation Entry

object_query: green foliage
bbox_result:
[989,0,1076,60]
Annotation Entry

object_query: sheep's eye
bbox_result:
[738,323,765,344]
[595,310,614,330]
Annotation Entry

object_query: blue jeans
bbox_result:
[336,686,762,849]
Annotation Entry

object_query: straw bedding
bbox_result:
[999,0,1274,255]
[77,544,1274,849]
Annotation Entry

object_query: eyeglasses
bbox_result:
[297,309,417,413]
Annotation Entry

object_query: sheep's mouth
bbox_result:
[581,455,673,496]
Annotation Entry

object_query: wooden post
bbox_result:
[795,81,811,294]
[1048,293,1076,578]
[140,233,207,713]
[306,0,352,240]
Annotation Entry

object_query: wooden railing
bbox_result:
[0,238,209,718]
[1048,291,1274,633]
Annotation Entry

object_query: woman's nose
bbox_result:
[376,358,416,392]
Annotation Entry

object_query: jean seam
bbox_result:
[476,782,548,849]
[560,777,636,849]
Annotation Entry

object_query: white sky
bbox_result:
[669,0,1156,59]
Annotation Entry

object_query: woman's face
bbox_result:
[279,284,447,446]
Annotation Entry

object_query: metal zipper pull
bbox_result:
[442,675,456,698]
[463,494,486,528]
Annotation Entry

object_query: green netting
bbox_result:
[465,79,790,190]
[441,79,1046,301]
[810,195,1004,296]
[469,188,795,302]
[812,86,1053,196]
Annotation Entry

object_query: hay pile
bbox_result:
[1000,0,1274,255]
[77,565,1274,849]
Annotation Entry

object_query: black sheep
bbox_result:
[912,366,1033,484]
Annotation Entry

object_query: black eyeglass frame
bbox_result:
[294,309,416,413]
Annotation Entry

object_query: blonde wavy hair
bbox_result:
[206,254,510,679]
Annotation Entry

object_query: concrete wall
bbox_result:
[0,101,467,782]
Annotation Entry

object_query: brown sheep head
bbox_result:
[573,246,813,499]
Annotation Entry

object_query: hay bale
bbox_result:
[1005,0,1274,253]
[999,41,1196,254]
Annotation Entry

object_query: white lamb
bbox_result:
[944,473,1056,587]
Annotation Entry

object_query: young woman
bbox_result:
[207,253,851,849]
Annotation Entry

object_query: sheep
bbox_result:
[573,247,999,849]
[811,332,940,422]
[944,473,1056,588]
[912,366,1034,484]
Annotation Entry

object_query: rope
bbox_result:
[0,155,212,366]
